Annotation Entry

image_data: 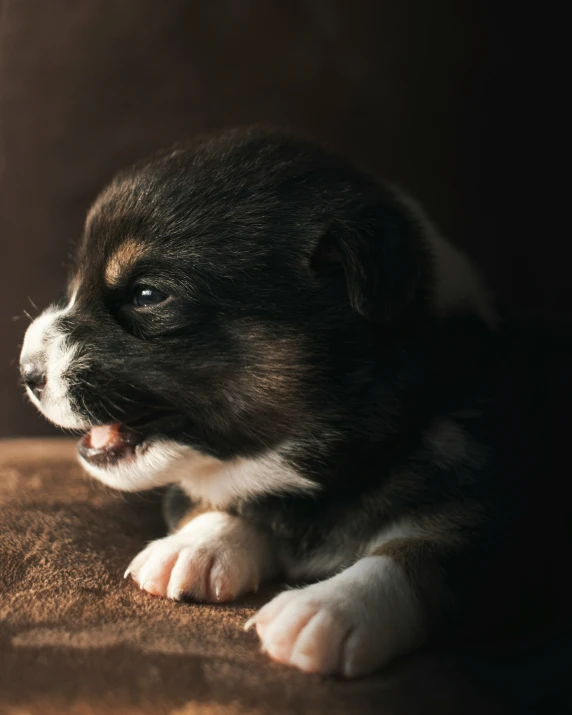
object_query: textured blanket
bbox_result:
[1,439,569,714]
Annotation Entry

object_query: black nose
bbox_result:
[20,362,47,399]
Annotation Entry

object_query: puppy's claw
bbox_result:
[125,512,270,603]
[243,614,258,632]
[166,580,184,601]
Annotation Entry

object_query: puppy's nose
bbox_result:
[20,361,47,399]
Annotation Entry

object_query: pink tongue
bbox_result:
[89,424,123,450]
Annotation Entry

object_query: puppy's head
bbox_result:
[19,128,495,492]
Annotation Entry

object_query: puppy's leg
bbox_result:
[162,483,192,533]
[125,501,276,602]
[246,540,444,678]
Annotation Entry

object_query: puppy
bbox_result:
[19,128,572,678]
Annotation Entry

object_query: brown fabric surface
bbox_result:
[2,439,571,714]
[0,441,491,713]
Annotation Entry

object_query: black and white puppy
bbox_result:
[19,129,572,677]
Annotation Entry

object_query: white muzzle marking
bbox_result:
[20,296,89,430]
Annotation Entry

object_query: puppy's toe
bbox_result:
[341,625,383,679]
[245,589,299,639]
[165,546,209,601]
[252,590,351,675]
[289,609,351,674]
[126,539,182,597]
[124,511,273,603]
[246,557,424,678]
[209,556,252,602]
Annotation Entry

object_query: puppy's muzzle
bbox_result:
[20,360,47,400]
[19,302,90,431]
[78,423,145,469]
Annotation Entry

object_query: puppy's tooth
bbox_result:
[243,615,258,632]
[215,584,221,601]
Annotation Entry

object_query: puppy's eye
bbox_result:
[131,286,167,307]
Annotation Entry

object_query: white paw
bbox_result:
[125,511,273,603]
[245,556,424,678]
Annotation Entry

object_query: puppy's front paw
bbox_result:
[247,588,355,676]
[245,556,424,678]
[125,511,273,603]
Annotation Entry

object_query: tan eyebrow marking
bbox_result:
[105,239,147,286]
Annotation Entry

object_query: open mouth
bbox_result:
[78,423,148,469]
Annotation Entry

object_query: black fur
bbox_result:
[40,128,572,645]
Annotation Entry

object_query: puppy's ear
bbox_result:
[312,200,424,321]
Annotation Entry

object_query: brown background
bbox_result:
[0,1,568,438]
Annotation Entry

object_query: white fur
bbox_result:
[179,446,319,508]
[78,440,190,491]
[40,335,84,428]
[424,418,469,462]
[428,229,498,327]
[125,511,275,602]
[22,299,318,505]
[80,435,317,506]
[20,294,88,430]
[397,192,498,328]
[21,307,57,358]
[246,555,424,677]
[365,516,428,554]
[422,417,485,471]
